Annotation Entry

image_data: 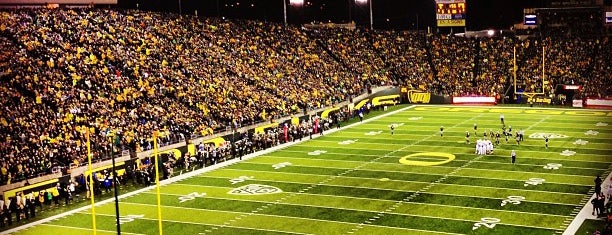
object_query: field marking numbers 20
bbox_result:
[472,217,501,230]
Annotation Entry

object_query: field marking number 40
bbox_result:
[273,162,292,170]
[472,217,501,230]
[524,178,545,187]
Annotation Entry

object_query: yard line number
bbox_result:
[308,150,327,155]
[178,192,206,203]
[118,214,144,225]
[524,178,545,187]
[472,217,501,230]
[500,196,525,207]
[273,162,292,169]
[230,176,254,185]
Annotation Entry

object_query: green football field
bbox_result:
[11,105,612,235]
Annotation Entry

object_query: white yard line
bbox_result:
[106,202,463,235]
[233,161,595,186]
[119,198,561,232]
[340,133,612,142]
[172,183,581,207]
[307,139,612,151]
[38,224,146,235]
[256,154,608,171]
[278,149,612,165]
[193,173,588,196]
[148,191,572,219]
[77,212,314,235]
[304,144,612,158]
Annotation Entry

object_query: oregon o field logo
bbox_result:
[228,184,283,195]
[399,152,456,166]
[529,133,568,139]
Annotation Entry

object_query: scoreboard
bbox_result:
[435,0,466,27]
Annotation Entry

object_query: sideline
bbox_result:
[3,105,416,234]
[562,169,612,235]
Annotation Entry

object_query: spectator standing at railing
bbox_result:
[596,175,603,195]
[28,195,36,218]
[0,197,4,228]
[2,198,11,226]
[14,193,22,222]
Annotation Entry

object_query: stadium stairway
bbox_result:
[301,28,356,77]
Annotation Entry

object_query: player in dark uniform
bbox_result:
[545,135,549,149]
[466,131,470,144]
[504,129,509,143]
[483,130,488,140]
[495,131,501,145]
[390,124,395,135]
[440,126,444,137]
[511,150,516,164]
[473,123,478,135]
[515,131,520,146]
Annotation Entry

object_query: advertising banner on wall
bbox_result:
[400,88,451,104]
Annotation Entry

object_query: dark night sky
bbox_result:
[117,0,549,30]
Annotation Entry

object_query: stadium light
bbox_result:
[487,29,495,37]
[284,0,304,26]
[290,0,304,6]
[355,0,373,30]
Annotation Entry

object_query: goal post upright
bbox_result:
[513,45,517,94]
[514,44,545,97]
[542,44,545,95]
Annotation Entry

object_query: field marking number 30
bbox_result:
[178,192,206,203]
[501,196,525,207]
[118,214,144,225]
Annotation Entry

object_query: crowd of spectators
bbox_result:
[371,31,432,91]
[0,7,610,186]
[475,37,514,97]
[428,34,478,96]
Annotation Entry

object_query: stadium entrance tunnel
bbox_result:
[399,152,456,166]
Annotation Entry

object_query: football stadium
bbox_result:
[0,0,611,235]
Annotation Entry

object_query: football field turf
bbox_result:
[11,105,612,235]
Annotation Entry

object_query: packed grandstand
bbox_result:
[0,7,611,187]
